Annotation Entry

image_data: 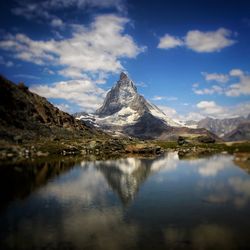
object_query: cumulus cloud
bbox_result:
[185,28,236,52]
[226,71,250,96]
[182,112,205,121]
[193,69,250,97]
[158,28,236,53]
[197,101,225,116]
[193,85,223,95]
[202,72,229,83]
[229,69,244,77]
[0,14,145,77]
[195,100,250,119]
[30,78,106,112]
[157,34,183,49]
[157,101,248,122]
[158,105,178,119]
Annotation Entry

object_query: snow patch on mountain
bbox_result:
[97,106,140,126]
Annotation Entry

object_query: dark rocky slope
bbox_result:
[0,76,103,142]
[223,122,250,141]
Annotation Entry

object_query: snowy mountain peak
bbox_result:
[96,73,138,117]
[120,71,129,80]
[116,72,137,94]
[93,73,183,127]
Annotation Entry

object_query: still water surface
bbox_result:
[0,153,250,250]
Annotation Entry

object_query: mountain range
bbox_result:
[75,72,218,140]
[1,73,248,143]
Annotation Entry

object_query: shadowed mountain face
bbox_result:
[197,117,248,137]
[196,116,250,141]
[223,122,250,141]
[0,76,102,141]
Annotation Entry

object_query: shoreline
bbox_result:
[0,138,250,165]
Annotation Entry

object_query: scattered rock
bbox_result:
[177,136,188,146]
[198,136,215,143]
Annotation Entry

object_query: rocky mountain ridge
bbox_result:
[0,75,103,142]
[193,116,250,141]
[76,72,218,140]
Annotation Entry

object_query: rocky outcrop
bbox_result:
[197,116,248,137]
[223,122,250,141]
[0,76,104,142]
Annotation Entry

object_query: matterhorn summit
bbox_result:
[75,72,186,138]
[95,72,182,127]
[96,72,139,118]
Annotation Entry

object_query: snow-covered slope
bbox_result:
[92,72,182,128]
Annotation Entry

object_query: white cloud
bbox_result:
[30,78,106,112]
[152,96,177,101]
[158,28,236,53]
[195,100,250,119]
[158,100,250,122]
[158,105,178,119]
[151,95,166,101]
[135,81,147,88]
[185,28,236,52]
[51,18,64,27]
[226,72,250,97]
[194,69,250,97]
[202,72,229,83]
[182,112,205,121]
[193,85,223,95]
[197,101,225,116]
[157,34,183,49]
[0,14,145,77]
[229,69,244,77]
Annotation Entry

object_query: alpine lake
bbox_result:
[0,152,250,250]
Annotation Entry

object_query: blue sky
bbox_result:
[0,0,250,120]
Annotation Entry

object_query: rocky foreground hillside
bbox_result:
[0,75,104,143]
[223,122,250,141]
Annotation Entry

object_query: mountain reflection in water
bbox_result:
[0,152,250,250]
